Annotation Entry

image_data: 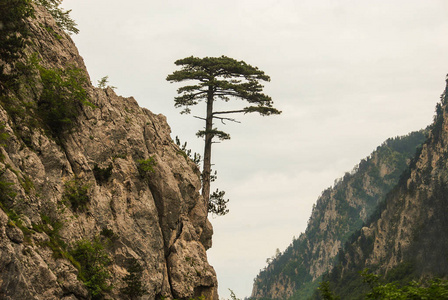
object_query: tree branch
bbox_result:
[212,110,246,115]
[178,89,208,97]
[194,115,207,121]
[213,116,241,124]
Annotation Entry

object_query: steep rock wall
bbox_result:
[0,4,217,300]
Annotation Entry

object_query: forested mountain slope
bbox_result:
[251,129,426,299]
[0,2,217,299]
[319,79,448,299]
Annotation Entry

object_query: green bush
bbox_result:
[361,269,448,299]
[37,65,92,136]
[97,75,116,90]
[70,237,112,299]
[93,164,113,185]
[63,178,90,211]
[323,269,448,300]
[100,227,119,245]
[120,258,148,299]
[137,157,156,178]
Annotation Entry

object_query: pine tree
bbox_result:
[167,56,281,211]
[120,258,148,299]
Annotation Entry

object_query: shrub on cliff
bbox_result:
[120,258,148,299]
[137,157,156,178]
[71,237,113,299]
[37,65,93,136]
[62,178,90,211]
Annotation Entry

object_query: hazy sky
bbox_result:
[62,0,448,298]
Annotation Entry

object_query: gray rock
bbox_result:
[6,226,24,244]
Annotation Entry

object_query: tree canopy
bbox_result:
[167,55,280,117]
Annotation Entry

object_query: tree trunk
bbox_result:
[202,86,214,211]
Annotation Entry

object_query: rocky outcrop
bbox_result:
[0,4,217,300]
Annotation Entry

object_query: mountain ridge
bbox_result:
[251,128,427,299]
[320,78,448,299]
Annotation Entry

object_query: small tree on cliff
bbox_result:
[166,56,281,213]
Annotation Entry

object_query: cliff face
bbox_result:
[251,131,426,299]
[0,4,217,300]
[326,79,448,299]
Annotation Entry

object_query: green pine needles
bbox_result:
[120,258,149,299]
[167,55,280,117]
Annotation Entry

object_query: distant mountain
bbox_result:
[318,80,448,299]
[251,128,427,299]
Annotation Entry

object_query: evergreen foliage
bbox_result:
[63,178,90,211]
[318,281,340,300]
[100,228,119,244]
[208,189,229,216]
[0,122,9,146]
[167,55,281,212]
[0,54,93,144]
[166,56,280,117]
[229,289,241,300]
[0,0,86,140]
[0,0,34,62]
[316,270,448,300]
[93,163,113,185]
[0,0,79,94]
[37,64,91,136]
[32,214,69,259]
[70,237,113,299]
[97,75,116,90]
[120,258,149,299]
[137,157,156,178]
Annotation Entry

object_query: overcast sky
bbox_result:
[62,0,448,298]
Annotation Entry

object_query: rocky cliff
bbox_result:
[0,3,217,300]
[322,78,448,299]
[251,129,426,299]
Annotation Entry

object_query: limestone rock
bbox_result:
[0,3,217,300]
